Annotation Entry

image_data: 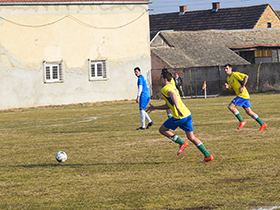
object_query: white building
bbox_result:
[0,0,151,109]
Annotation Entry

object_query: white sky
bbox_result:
[149,0,280,14]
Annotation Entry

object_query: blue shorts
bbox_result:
[163,115,194,132]
[139,95,150,110]
[231,96,252,108]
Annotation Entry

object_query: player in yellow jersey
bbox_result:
[146,71,214,163]
[162,68,176,119]
[224,64,267,131]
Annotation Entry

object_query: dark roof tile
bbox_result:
[150,4,269,32]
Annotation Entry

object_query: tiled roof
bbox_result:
[151,29,280,68]
[0,0,148,3]
[150,4,269,32]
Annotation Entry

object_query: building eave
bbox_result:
[0,1,150,6]
[229,44,280,49]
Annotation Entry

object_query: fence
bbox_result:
[151,63,280,99]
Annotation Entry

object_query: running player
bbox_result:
[146,71,214,162]
[224,64,267,131]
[162,68,176,119]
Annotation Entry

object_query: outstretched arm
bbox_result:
[146,103,169,114]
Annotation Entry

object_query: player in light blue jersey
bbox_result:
[134,67,153,130]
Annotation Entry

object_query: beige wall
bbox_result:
[254,5,280,29]
[0,3,151,109]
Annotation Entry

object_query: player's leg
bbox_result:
[136,109,146,130]
[243,106,256,118]
[137,96,153,130]
[143,96,153,129]
[145,111,154,129]
[179,115,213,162]
[228,100,246,130]
[137,109,153,129]
[179,86,184,97]
[159,123,188,155]
[228,102,244,122]
[185,131,213,162]
[244,107,267,131]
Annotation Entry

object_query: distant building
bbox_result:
[151,29,280,70]
[0,0,151,110]
[150,29,280,98]
[150,3,280,34]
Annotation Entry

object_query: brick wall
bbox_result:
[254,6,280,29]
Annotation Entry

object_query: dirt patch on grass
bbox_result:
[182,206,216,210]
[220,177,255,184]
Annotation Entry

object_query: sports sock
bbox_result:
[234,111,243,122]
[169,135,184,145]
[253,114,264,125]
[196,142,211,158]
[144,111,152,123]
[140,110,146,128]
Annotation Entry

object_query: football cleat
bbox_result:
[259,122,267,132]
[200,155,214,163]
[136,127,145,130]
[146,121,154,129]
[237,120,247,130]
[177,141,189,156]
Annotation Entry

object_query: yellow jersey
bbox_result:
[170,78,176,87]
[227,72,250,99]
[161,83,191,119]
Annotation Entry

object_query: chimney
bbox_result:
[179,6,187,15]
[212,2,220,12]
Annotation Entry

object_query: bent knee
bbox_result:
[159,125,167,134]
[228,104,234,110]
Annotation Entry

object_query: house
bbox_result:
[150,29,280,98]
[151,29,280,69]
[0,0,151,110]
[150,3,280,34]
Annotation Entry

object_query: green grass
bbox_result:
[0,94,280,210]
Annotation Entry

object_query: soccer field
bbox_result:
[0,93,279,210]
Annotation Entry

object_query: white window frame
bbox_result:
[43,61,63,83]
[88,59,108,81]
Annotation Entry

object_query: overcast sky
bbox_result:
[149,0,280,14]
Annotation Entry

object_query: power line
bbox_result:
[0,11,148,29]
[0,15,69,27]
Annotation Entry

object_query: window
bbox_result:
[44,61,63,83]
[255,50,272,64]
[255,50,272,57]
[267,22,272,28]
[89,60,107,81]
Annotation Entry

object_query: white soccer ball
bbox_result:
[55,151,67,162]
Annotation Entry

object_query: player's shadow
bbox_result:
[12,161,169,168]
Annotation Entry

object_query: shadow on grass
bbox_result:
[10,161,172,168]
